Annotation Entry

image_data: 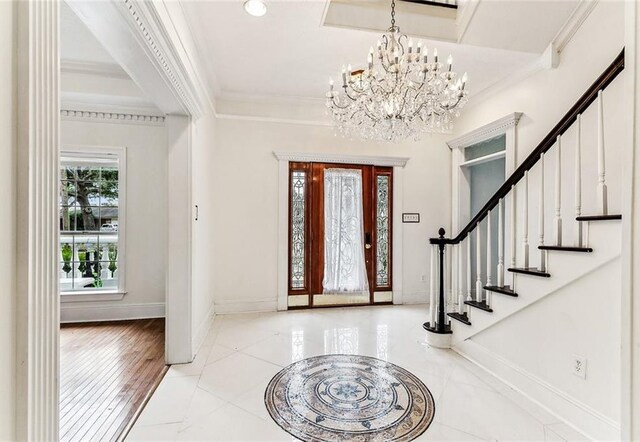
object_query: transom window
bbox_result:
[59,148,125,294]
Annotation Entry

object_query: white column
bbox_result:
[16,1,60,440]
[575,114,583,247]
[539,153,546,272]
[475,225,483,303]
[597,90,608,215]
[510,185,517,285]
[555,135,563,246]
[486,211,492,306]
[498,198,505,287]
[429,244,436,326]
[523,171,530,268]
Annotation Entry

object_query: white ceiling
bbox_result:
[60,0,583,109]
[61,1,118,65]
[180,0,578,102]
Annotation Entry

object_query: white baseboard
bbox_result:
[401,291,429,305]
[192,302,216,355]
[453,340,620,441]
[214,298,278,314]
[60,302,165,323]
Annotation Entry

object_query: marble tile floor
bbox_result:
[127,304,588,441]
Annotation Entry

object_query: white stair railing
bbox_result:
[539,153,546,271]
[486,210,492,306]
[497,198,505,287]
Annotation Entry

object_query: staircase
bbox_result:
[424,49,625,348]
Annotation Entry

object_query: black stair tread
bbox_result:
[576,214,622,221]
[508,267,551,277]
[538,245,593,252]
[464,300,493,312]
[447,312,471,326]
[484,285,518,297]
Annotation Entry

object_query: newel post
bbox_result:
[424,228,453,348]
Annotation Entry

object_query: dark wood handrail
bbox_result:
[430,49,625,245]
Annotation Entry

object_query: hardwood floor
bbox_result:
[60,318,167,442]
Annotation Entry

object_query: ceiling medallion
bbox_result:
[326,0,469,142]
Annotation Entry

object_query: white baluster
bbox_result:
[498,198,505,287]
[555,135,563,246]
[597,90,608,215]
[466,236,472,306]
[448,244,453,319]
[510,185,516,285]
[486,211,492,306]
[457,242,464,314]
[539,153,546,272]
[429,244,436,326]
[575,114,583,247]
[475,225,483,303]
[523,170,530,269]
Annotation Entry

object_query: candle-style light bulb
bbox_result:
[423,47,428,64]
[434,48,438,63]
[342,65,347,86]
[447,54,453,71]
[408,38,413,54]
[416,40,422,55]
[462,72,468,89]
[329,77,334,87]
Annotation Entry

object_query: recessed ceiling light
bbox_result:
[244,0,267,17]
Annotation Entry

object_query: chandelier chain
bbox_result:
[390,0,396,28]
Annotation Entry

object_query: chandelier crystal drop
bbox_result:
[326,0,469,142]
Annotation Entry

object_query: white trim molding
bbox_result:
[61,109,166,125]
[60,302,165,323]
[60,59,129,79]
[447,112,523,150]
[16,1,60,439]
[273,151,410,167]
[275,151,408,312]
[454,340,620,441]
[551,0,599,55]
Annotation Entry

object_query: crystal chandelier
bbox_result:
[326,0,469,142]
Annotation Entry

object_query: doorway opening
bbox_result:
[460,135,506,291]
[288,162,393,308]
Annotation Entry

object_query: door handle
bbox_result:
[365,233,372,249]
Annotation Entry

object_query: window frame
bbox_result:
[59,145,127,300]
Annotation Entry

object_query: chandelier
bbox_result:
[325,0,469,142]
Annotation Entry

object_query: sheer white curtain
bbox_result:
[323,169,370,294]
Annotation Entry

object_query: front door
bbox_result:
[288,162,393,308]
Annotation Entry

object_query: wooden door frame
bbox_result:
[274,152,409,311]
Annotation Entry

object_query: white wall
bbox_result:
[60,118,168,322]
[0,1,17,438]
[212,118,451,312]
[449,1,625,437]
[191,112,217,351]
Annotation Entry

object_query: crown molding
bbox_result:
[61,59,129,79]
[216,112,332,127]
[61,109,165,125]
[273,151,410,167]
[116,0,210,117]
[447,112,522,150]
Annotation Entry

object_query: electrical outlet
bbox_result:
[572,355,587,379]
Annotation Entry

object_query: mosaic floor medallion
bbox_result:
[264,355,435,441]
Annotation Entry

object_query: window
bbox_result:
[59,148,125,294]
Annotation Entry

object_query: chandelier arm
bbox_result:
[330,96,351,110]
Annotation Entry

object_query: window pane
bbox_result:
[60,152,120,292]
[376,175,390,287]
[290,171,306,289]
